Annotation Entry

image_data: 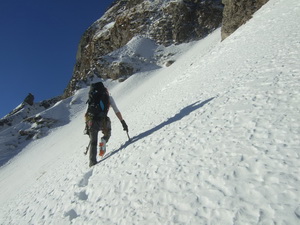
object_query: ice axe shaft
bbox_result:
[126,131,131,141]
[84,141,91,155]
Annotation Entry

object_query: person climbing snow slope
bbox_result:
[84,82,128,167]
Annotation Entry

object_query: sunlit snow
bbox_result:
[0,0,299,224]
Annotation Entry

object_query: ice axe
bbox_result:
[121,120,130,141]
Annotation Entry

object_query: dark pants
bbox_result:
[87,117,111,164]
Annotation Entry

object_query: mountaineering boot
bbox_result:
[89,160,97,167]
[99,138,106,157]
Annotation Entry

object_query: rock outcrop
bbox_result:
[24,93,34,106]
[221,0,269,40]
[0,94,61,131]
[63,0,223,98]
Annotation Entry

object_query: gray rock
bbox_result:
[23,93,34,106]
[221,0,269,40]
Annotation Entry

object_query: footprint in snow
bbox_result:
[78,170,93,187]
[64,209,79,221]
[295,206,300,219]
[76,190,88,201]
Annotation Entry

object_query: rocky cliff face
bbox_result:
[221,0,269,40]
[63,0,223,98]
[63,0,270,98]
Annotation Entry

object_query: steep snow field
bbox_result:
[1,0,300,224]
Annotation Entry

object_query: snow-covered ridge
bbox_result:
[0,0,299,224]
[0,94,86,167]
[99,35,197,73]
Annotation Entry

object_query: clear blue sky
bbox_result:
[0,0,115,118]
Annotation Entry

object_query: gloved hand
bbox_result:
[121,120,128,132]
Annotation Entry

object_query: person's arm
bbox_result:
[109,96,121,118]
[110,96,128,131]
[116,112,124,121]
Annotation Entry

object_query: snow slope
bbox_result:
[0,0,300,224]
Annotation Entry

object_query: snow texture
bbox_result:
[0,0,299,224]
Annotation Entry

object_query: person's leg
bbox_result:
[88,120,101,166]
[101,117,111,143]
[99,117,111,156]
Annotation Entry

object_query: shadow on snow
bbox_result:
[98,97,215,164]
